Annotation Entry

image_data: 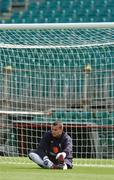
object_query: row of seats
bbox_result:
[1,47,114,69]
[0,70,113,100]
[30,111,114,126]
[50,111,114,119]
[2,59,114,69]
[12,0,114,23]
[5,16,114,24]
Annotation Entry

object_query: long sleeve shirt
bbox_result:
[36,131,73,164]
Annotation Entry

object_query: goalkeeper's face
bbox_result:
[51,124,63,138]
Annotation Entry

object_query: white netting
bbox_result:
[0,23,114,167]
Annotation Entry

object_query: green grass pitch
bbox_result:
[0,158,114,180]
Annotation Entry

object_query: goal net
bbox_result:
[0,23,114,167]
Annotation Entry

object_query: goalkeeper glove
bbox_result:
[43,156,53,168]
[56,152,66,163]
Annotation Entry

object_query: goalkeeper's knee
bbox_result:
[28,152,44,167]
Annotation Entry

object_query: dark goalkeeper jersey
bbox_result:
[36,131,73,165]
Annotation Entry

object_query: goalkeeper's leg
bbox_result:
[29,152,44,168]
[28,151,54,168]
[64,159,73,169]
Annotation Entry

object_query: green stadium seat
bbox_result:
[109,112,114,118]
[55,17,60,23]
[79,111,93,119]
[96,118,112,126]
[51,111,65,119]
[51,9,56,18]
[49,111,94,124]
[95,111,109,119]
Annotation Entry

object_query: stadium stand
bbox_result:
[0,0,114,23]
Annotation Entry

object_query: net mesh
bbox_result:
[0,25,114,166]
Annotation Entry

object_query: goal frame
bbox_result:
[0,22,114,167]
[0,22,114,30]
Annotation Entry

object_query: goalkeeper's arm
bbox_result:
[56,152,66,162]
[56,135,72,162]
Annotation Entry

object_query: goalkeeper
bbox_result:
[28,121,73,169]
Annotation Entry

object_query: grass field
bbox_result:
[0,158,114,180]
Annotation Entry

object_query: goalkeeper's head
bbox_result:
[51,121,63,138]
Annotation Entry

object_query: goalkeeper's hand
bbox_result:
[43,156,53,168]
[56,152,66,163]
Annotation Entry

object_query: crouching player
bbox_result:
[28,121,73,170]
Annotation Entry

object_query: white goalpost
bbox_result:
[0,22,114,167]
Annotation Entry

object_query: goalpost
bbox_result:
[0,22,114,167]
